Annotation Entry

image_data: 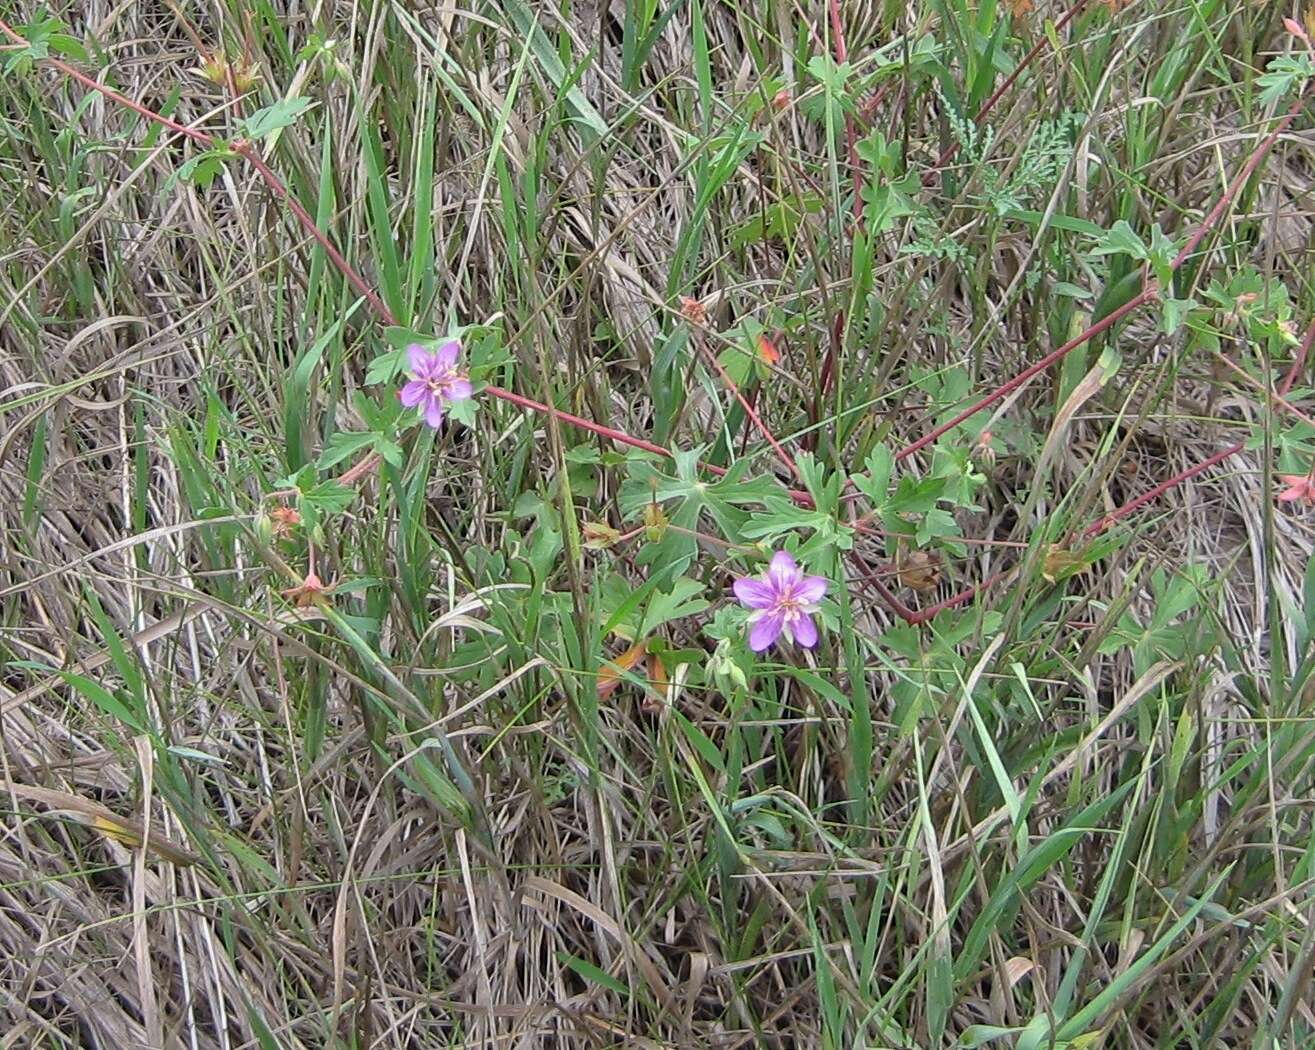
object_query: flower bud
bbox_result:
[254,513,274,545]
[709,638,748,691]
[643,503,669,542]
[582,521,621,549]
[972,430,997,471]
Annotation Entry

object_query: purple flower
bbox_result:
[399,341,473,428]
[732,550,828,652]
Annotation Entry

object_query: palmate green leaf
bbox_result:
[238,97,315,140]
[742,455,855,559]
[177,150,232,188]
[729,194,826,249]
[639,576,710,637]
[3,15,86,75]
[741,502,835,542]
[1257,55,1315,108]
[316,430,376,470]
[294,478,355,531]
[1089,219,1147,260]
[619,448,777,584]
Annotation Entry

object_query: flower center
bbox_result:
[775,591,804,621]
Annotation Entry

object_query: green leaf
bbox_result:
[375,437,404,468]
[445,397,478,428]
[1056,869,1231,1040]
[619,449,777,584]
[555,952,630,998]
[303,480,355,514]
[56,670,148,735]
[1161,297,1197,335]
[1090,220,1147,259]
[239,97,315,140]
[2,15,86,75]
[316,431,377,470]
[853,445,894,506]
[177,150,231,188]
[729,194,826,248]
[1257,55,1315,108]
[367,347,408,386]
[639,576,710,637]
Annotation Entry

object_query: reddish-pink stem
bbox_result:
[1081,442,1244,538]
[907,571,1009,624]
[919,312,1315,617]
[483,385,676,461]
[896,287,1155,461]
[2,21,692,469]
[691,330,801,481]
[23,13,1309,629]
[898,87,1310,463]
[238,147,395,323]
[1083,313,1315,537]
[0,28,398,325]
[826,0,863,222]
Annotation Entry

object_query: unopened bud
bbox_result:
[708,638,748,691]
[254,513,274,545]
[643,503,669,543]
[582,521,621,549]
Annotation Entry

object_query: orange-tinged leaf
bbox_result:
[898,550,942,593]
[598,640,648,698]
[646,652,668,689]
[756,335,780,365]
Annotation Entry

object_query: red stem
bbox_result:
[2,21,691,468]
[898,87,1310,463]
[827,0,863,223]
[483,385,676,461]
[897,286,1155,461]
[695,335,800,480]
[922,311,1315,618]
[1081,442,1244,539]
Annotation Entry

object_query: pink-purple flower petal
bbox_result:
[407,344,434,376]
[733,577,778,609]
[399,379,428,407]
[748,611,785,652]
[733,549,830,652]
[398,338,473,429]
[791,613,819,648]
[794,575,829,605]
[434,339,461,370]
[767,550,800,591]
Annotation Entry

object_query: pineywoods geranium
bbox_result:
[733,550,828,652]
[399,341,472,428]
